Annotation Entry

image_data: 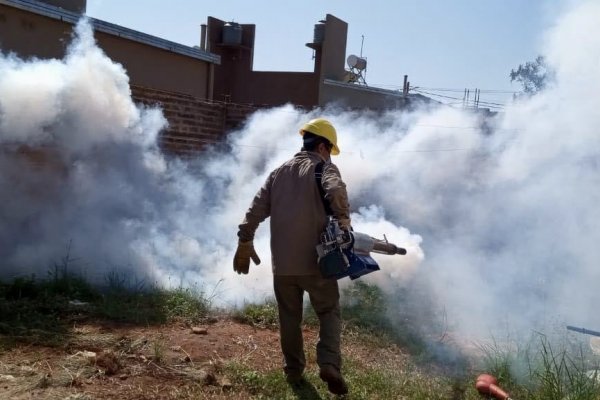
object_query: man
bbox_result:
[233,118,351,395]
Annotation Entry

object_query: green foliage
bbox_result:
[152,334,167,364]
[0,251,104,347]
[478,333,600,400]
[44,264,100,302]
[226,362,295,398]
[225,358,457,399]
[343,358,455,400]
[302,302,320,327]
[528,335,600,400]
[234,299,280,329]
[477,336,529,388]
[161,287,211,323]
[5,271,600,399]
[0,270,213,349]
[342,280,387,329]
[510,55,552,94]
[98,284,211,325]
[341,281,427,355]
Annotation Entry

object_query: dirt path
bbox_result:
[0,319,334,399]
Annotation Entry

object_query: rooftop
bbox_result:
[0,0,220,64]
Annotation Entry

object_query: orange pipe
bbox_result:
[475,374,511,400]
[476,374,498,385]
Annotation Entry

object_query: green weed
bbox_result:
[225,357,457,399]
[152,334,167,364]
[0,269,214,349]
[341,281,429,356]
[234,299,279,329]
[528,334,600,400]
[477,332,600,400]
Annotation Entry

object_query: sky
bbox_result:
[85,0,564,107]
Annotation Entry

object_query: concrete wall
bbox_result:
[96,31,212,99]
[39,0,85,13]
[0,4,72,58]
[317,14,348,82]
[235,71,318,107]
[0,2,214,99]
[208,16,320,108]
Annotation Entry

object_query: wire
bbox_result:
[411,89,464,101]
[163,136,478,155]
[161,120,522,156]
[413,88,506,106]
[415,87,519,94]
[369,84,521,95]
[411,88,506,109]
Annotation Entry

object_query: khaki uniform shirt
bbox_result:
[238,151,350,275]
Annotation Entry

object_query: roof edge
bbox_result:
[0,0,221,64]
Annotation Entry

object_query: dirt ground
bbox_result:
[0,318,408,399]
[0,318,284,399]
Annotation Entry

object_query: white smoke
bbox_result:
[1,0,600,347]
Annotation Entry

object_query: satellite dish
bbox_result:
[346,54,367,71]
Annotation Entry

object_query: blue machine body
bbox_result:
[335,250,380,280]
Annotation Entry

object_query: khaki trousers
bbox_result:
[273,275,341,376]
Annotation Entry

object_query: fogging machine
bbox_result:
[316,217,406,280]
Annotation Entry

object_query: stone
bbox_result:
[191,327,208,335]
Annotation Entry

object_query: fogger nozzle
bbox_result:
[351,232,407,256]
[372,239,407,255]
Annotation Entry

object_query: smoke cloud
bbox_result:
[1,0,600,348]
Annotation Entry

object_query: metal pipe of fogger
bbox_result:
[352,232,406,255]
[567,325,600,337]
[372,239,407,255]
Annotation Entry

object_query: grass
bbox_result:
[231,281,432,357]
[224,356,457,399]
[152,334,167,364]
[0,268,212,349]
[227,280,474,399]
[228,280,600,399]
[0,270,94,347]
[100,270,212,324]
[341,281,426,355]
[526,334,600,400]
[4,271,600,399]
[225,362,408,400]
[476,332,600,400]
[99,285,211,325]
[233,298,280,329]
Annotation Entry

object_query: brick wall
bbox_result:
[131,85,258,156]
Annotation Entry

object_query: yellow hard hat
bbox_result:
[299,118,340,155]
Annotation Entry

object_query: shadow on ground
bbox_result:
[289,379,324,400]
[0,271,209,350]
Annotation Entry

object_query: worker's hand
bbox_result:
[233,241,261,274]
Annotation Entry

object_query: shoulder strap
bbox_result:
[315,161,333,216]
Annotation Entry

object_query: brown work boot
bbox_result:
[319,365,348,395]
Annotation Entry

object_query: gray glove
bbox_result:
[233,241,261,274]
